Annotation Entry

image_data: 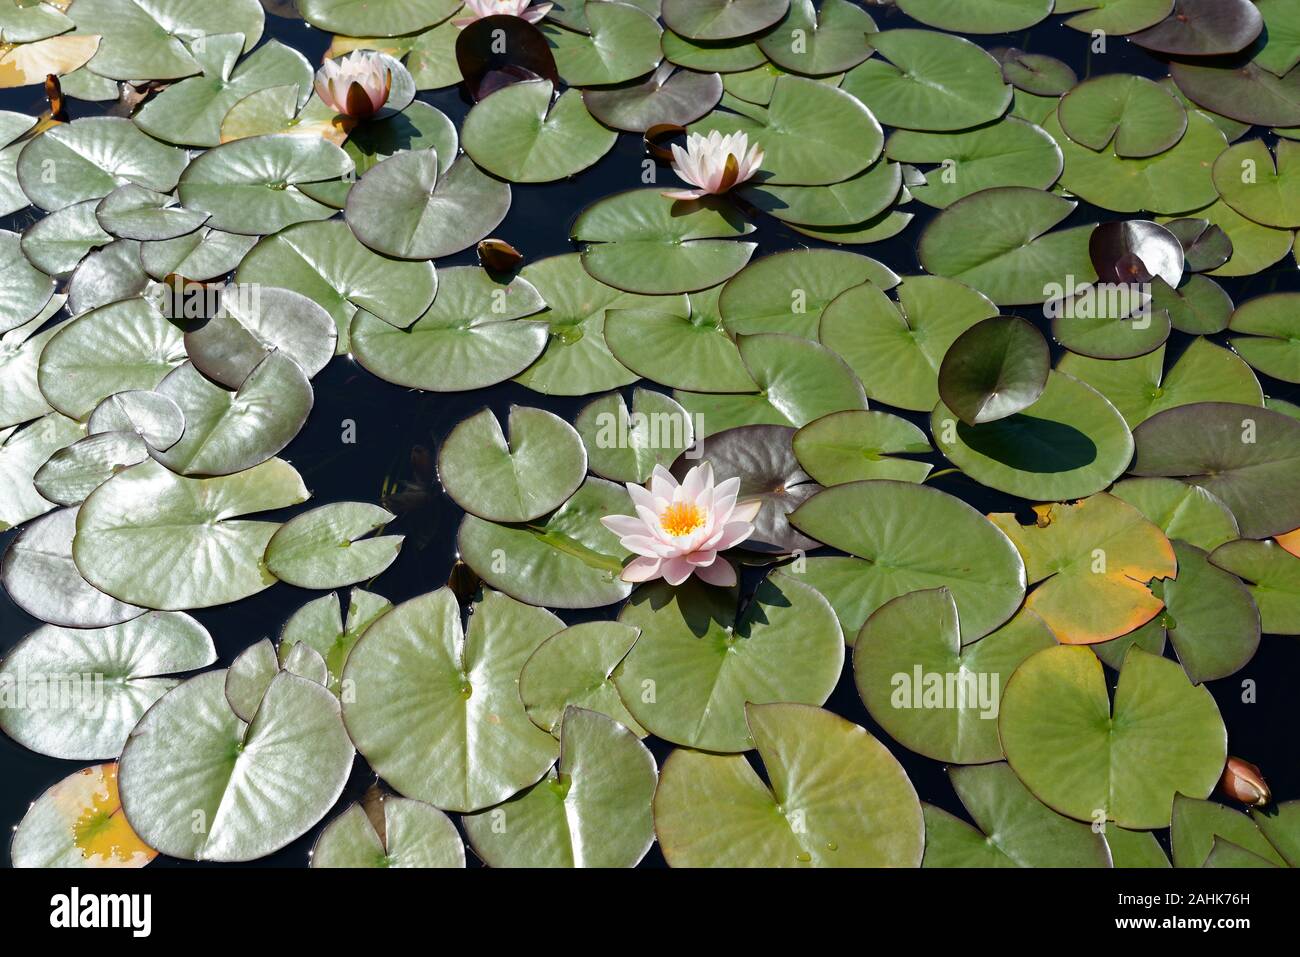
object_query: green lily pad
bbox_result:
[279,588,393,695]
[0,413,83,530]
[738,159,902,227]
[345,152,511,260]
[68,0,263,80]
[1104,826,1171,867]
[17,117,188,211]
[73,457,309,609]
[140,227,257,283]
[1171,795,1289,868]
[575,389,696,484]
[151,354,313,477]
[1058,74,1188,158]
[938,316,1050,426]
[0,229,55,335]
[0,506,144,627]
[0,611,213,759]
[820,276,999,412]
[225,638,281,722]
[918,187,1097,306]
[342,588,563,812]
[1131,402,1300,539]
[462,80,616,184]
[1210,539,1300,635]
[177,134,353,236]
[583,62,722,132]
[661,29,767,73]
[756,0,875,75]
[674,332,867,437]
[1229,292,1300,383]
[0,0,72,43]
[542,2,662,87]
[654,702,923,867]
[661,0,788,41]
[438,406,587,523]
[351,266,547,392]
[87,390,183,454]
[789,480,1026,646]
[998,49,1077,97]
[94,185,209,243]
[921,762,1111,868]
[1212,139,1300,230]
[19,200,112,276]
[311,795,465,868]
[999,645,1226,828]
[932,371,1134,501]
[690,76,882,185]
[1161,201,1295,279]
[297,0,459,36]
[463,707,657,867]
[458,477,633,609]
[573,189,756,296]
[720,248,898,338]
[519,623,646,737]
[1255,0,1300,76]
[264,502,402,589]
[34,430,149,506]
[1046,108,1224,215]
[1110,477,1240,552]
[856,589,1055,764]
[66,239,150,315]
[1152,274,1233,334]
[133,36,311,148]
[37,298,185,420]
[898,0,1052,32]
[884,118,1062,209]
[118,670,354,861]
[792,410,932,485]
[0,296,64,429]
[1059,338,1262,429]
[842,29,1010,132]
[601,299,749,395]
[235,219,438,350]
[613,572,844,752]
[1055,0,1174,34]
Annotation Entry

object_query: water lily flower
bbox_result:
[663,130,765,202]
[453,0,554,28]
[314,51,392,121]
[1220,756,1271,807]
[600,463,762,587]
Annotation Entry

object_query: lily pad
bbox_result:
[756,0,875,76]
[583,62,722,132]
[573,189,756,296]
[918,187,1097,306]
[660,0,788,41]
[66,240,150,315]
[34,430,149,506]
[297,0,459,36]
[311,795,465,868]
[17,117,188,211]
[0,413,83,530]
[463,707,657,868]
[1130,0,1263,56]
[997,49,1077,96]
[932,371,1134,501]
[351,266,547,392]
[140,228,258,283]
[0,229,56,335]
[1170,58,1300,128]
[1057,74,1188,159]
[0,611,213,759]
[438,406,586,523]
[87,390,185,451]
[342,588,563,812]
[1152,274,1233,335]
[999,645,1226,828]
[884,118,1062,209]
[118,670,354,861]
[820,276,999,412]
[0,295,65,429]
[898,0,1051,33]
[95,185,209,243]
[1229,292,1300,383]
[575,388,695,483]
[789,480,1026,646]
[458,477,634,609]
[842,30,1010,132]
[519,623,646,737]
[938,316,1050,427]
[792,410,932,486]
[10,763,156,868]
[660,29,767,73]
[653,702,923,867]
[1255,0,1300,76]
[73,457,309,609]
[1055,0,1175,34]
[279,588,393,695]
[1130,402,1300,539]
[1110,477,1240,552]
[1212,139,1300,229]
[345,152,511,260]
[1210,539,1300,635]
[922,761,1111,868]
[738,159,902,227]
[988,493,1176,646]
[264,502,402,589]
[1171,795,1289,868]
[690,76,882,185]
[19,200,112,276]
[856,589,1055,764]
[542,2,662,87]
[674,332,867,437]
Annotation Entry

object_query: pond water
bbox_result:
[1,4,1298,868]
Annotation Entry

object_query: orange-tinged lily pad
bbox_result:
[1277,528,1300,559]
[11,763,156,868]
[0,34,99,89]
[989,493,1176,644]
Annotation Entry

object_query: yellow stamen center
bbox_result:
[661,501,706,537]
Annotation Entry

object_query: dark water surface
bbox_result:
[1,6,1298,868]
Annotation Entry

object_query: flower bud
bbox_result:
[1220,757,1270,807]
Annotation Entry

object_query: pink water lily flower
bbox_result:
[453,0,554,28]
[315,51,393,121]
[601,463,762,587]
[663,130,765,202]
